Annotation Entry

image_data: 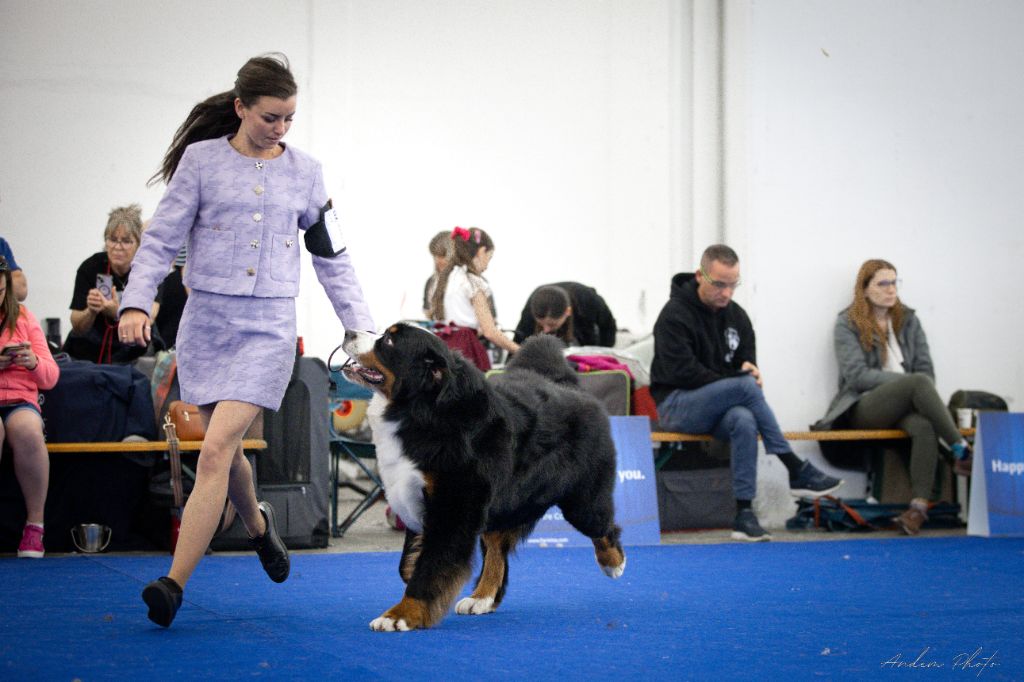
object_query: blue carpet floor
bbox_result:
[2,537,1021,680]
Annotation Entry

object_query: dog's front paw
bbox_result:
[369,596,432,631]
[370,615,411,632]
[601,555,626,579]
[455,596,495,615]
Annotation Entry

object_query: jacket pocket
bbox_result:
[191,227,235,278]
[269,232,300,283]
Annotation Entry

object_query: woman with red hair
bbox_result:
[816,259,970,535]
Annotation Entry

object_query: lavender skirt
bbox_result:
[176,290,296,411]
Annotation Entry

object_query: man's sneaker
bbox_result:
[17,524,44,558]
[250,501,290,583]
[142,576,183,627]
[731,509,771,542]
[789,461,843,497]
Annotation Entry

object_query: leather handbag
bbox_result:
[161,411,234,553]
[167,400,205,441]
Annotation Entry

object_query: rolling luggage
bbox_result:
[210,355,331,550]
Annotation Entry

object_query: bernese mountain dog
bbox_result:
[341,324,625,631]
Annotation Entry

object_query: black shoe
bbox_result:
[789,461,843,497]
[250,501,290,583]
[142,576,183,628]
[731,508,771,542]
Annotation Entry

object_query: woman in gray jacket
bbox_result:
[816,259,970,535]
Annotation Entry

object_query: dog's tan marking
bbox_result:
[471,531,510,600]
[377,596,433,630]
[593,536,626,576]
[377,561,471,630]
[400,534,422,584]
[422,472,436,498]
[357,349,396,399]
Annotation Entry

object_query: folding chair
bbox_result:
[328,369,384,537]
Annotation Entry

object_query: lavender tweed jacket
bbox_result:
[120,136,374,332]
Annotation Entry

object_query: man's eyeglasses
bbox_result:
[106,237,136,248]
[700,267,741,291]
[874,278,902,289]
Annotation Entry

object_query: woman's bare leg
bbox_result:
[166,400,261,588]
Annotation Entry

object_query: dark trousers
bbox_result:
[848,373,960,500]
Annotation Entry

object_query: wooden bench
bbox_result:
[651,428,974,444]
[650,428,975,479]
[46,439,268,454]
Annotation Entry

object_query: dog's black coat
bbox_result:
[345,325,624,629]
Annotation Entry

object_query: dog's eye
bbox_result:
[383,336,394,347]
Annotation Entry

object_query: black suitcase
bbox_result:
[211,355,331,550]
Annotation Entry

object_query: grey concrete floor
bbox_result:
[319,482,967,555]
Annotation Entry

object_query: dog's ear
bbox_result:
[435,352,487,411]
[421,347,449,389]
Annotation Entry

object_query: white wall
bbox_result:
[0,0,686,363]
[723,0,1024,520]
[2,0,1023,522]
[736,0,1024,417]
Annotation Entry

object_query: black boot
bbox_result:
[142,576,183,627]
[250,501,290,583]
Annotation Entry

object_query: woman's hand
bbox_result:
[10,345,38,371]
[86,288,106,314]
[1,344,36,371]
[118,309,152,347]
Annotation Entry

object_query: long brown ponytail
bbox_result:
[149,53,298,186]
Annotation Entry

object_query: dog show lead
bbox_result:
[118,53,375,628]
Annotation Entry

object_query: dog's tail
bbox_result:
[505,335,578,386]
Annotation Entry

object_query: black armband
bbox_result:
[304,199,347,258]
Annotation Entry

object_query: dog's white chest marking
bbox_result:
[366,394,425,534]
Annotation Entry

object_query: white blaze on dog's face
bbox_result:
[341,329,395,398]
[341,324,450,403]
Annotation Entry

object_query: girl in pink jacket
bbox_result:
[0,255,60,557]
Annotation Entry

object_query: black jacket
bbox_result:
[512,281,617,347]
[650,273,756,405]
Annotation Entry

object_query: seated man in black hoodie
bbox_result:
[650,244,841,541]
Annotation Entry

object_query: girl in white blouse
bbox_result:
[428,227,518,368]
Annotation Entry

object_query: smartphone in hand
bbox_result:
[96,273,114,299]
[1,342,30,358]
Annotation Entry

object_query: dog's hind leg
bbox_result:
[560,498,627,579]
[591,525,626,578]
[456,529,520,615]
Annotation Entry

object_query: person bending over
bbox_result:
[512,282,617,348]
[650,244,842,541]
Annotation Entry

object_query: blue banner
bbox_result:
[526,416,661,548]
[968,412,1024,537]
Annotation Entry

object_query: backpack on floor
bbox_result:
[786,496,961,532]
